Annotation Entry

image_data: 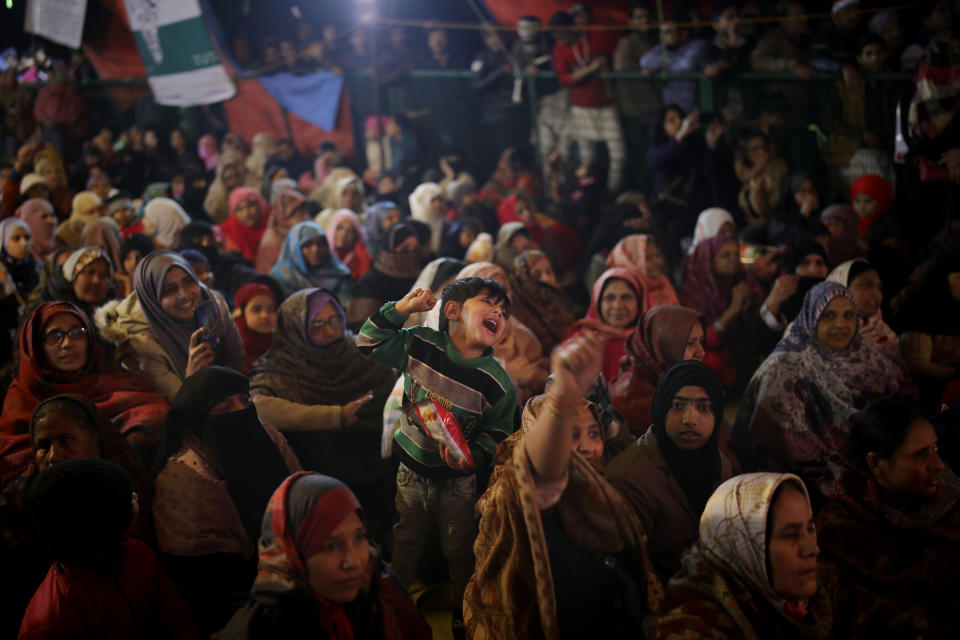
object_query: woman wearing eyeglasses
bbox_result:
[0,301,169,487]
[250,289,399,548]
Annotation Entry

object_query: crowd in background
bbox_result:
[0,0,959,638]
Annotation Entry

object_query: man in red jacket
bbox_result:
[550,11,625,192]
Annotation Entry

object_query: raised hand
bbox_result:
[394,288,438,316]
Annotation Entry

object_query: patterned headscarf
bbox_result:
[61,247,114,283]
[698,473,812,610]
[780,281,859,354]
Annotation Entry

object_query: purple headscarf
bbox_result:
[306,289,346,345]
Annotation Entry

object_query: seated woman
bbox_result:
[825,258,902,364]
[54,191,101,248]
[465,333,661,639]
[897,252,960,408]
[15,198,57,264]
[0,302,168,482]
[816,397,958,636]
[820,204,863,266]
[96,250,245,401]
[270,220,352,300]
[219,186,269,263]
[768,172,823,247]
[79,217,123,291]
[347,222,425,329]
[734,282,911,485]
[153,366,300,634]
[656,473,832,639]
[687,208,735,257]
[233,283,278,373]
[566,268,645,383]
[221,471,431,639]
[606,234,679,309]
[0,396,151,638]
[459,261,548,406]
[492,222,533,274]
[250,289,398,543]
[0,218,41,299]
[734,131,789,228]
[610,305,705,437]
[255,187,309,274]
[850,173,898,250]
[509,249,576,354]
[142,198,191,250]
[19,459,199,640]
[57,247,116,316]
[409,181,448,254]
[679,236,765,387]
[607,360,734,582]
[360,201,404,259]
[325,208,371,281]
[497,194,582,278]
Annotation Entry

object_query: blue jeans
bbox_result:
[391,463,477,604]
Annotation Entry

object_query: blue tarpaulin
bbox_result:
[257,70,343,132]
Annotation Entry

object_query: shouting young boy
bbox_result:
[358,276,516,637]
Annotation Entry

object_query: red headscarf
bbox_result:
[234,283,278,373]
[219,187,269,262]
[565,268,646,383]
[0,302,169,486]
[850,174,893,235]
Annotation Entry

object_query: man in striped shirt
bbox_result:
[358,276,516,636]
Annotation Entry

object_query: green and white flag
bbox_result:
[124,0,235,106]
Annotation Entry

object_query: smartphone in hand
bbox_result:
[194,299,220,349]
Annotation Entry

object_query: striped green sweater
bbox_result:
[358,301,516,478]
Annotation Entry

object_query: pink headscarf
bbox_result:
[16,198,57,261]
[606,234,680,309]
[325,209,371,280]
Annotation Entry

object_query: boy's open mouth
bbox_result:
[482,318,499,334]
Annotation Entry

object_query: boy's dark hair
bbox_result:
[438,277,511,333]
[850,396,925,467]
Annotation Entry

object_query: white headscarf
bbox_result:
[143,198,191,248]
[689,208,735,255]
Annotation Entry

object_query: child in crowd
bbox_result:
[105,192,142,238]
[358,276,517,638]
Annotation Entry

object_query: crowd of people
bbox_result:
[0,0,958,638]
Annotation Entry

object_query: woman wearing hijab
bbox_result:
[497,195,582,278]
[656,473,832,638]
[79,217,123,282]
[221,471,431,640]
[768,172,824,247]
[733,282,910,484]
[610,305,706,437]
[55,191,101,248]
[15,199,57,263]
[466,334,661,639]
[96,250,245,401]
[509,249,576,354]
[204,156,249,224]
[492,222,533,274]
[255,188,309,274]
[408,181,448,254]
[850,173,896,245]
[459,262,548,405]
[362,201,404,256]
[0,218,41,298]
[607,234,679,309]
[314,174,365,228]
[245,132,275,188]
[607,361,734,582]
[220,187,269,263]
[566,268,645,384]
[197,134,220,172]
[0,302,168,484]
[26,246,116,318]
[153,366,300,634]
[679,236,765,388]
[816,397,959,636]
[825,258,901,364]
[820,204,863,266]
[687,208,735,257]
[143,197,191,250]
[250,290,398,541]
[325,208,371,281]
[347,222,425,328]
[270,221,352,300]
[233,283,278,373]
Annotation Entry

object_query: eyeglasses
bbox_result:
[310,316,342,331]
[43,326,87,346]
